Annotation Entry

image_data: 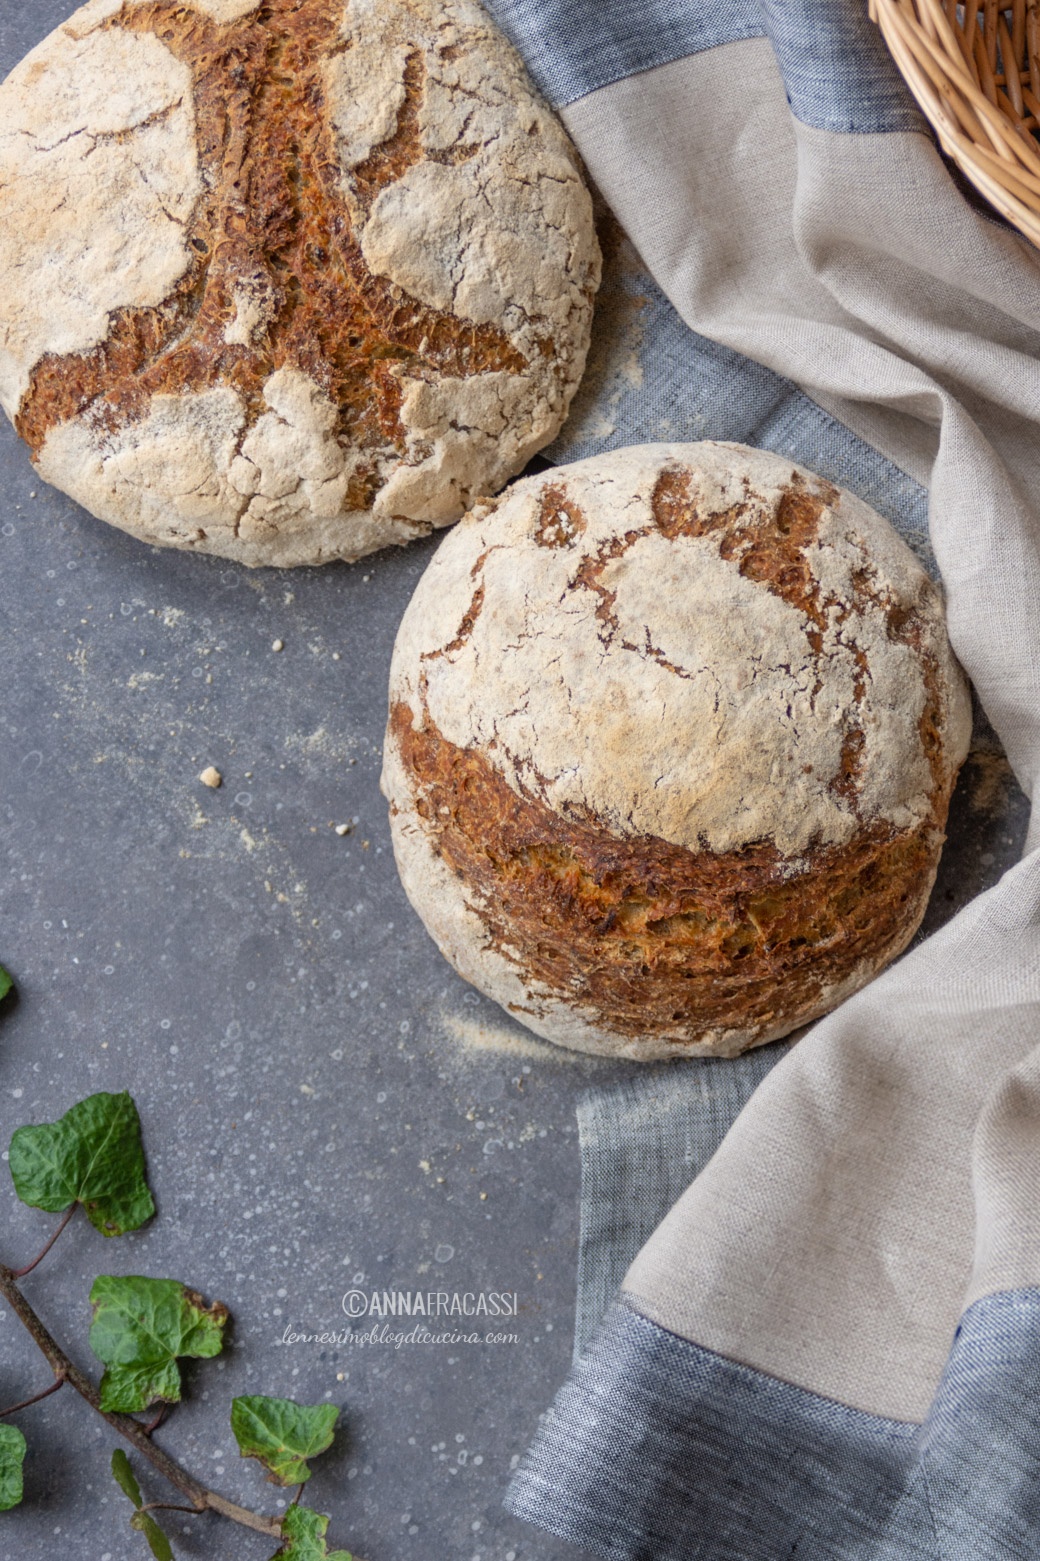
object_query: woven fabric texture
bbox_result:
[510,1292,1040,1560]
[573,1053,785,1359]
[492,0,1040,1555]
[486,0,922,128]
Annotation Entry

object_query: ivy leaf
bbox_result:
[9,1091,155,1237]
[269,1504,352,1561]
[0,1425,26,1511]
[111,1448,143,1509]
[89,1275,228,1412]
[111,1448,174,1559]
[130,1509,174,1561]
[231,1396,339,1486]
[0,965,12,1005]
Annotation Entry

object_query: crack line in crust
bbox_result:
[15,0,531,513]
[644,465,949,813]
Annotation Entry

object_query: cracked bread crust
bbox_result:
[382,442,972,1059]
[0,0,599,567]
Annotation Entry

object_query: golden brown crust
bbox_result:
[382,442,972,1057]
[1,0,599,565]
[16,0,526,493]
[388,701,950,1049]
[646,466,951,809]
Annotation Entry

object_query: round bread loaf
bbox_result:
[382,442,972,1060]
[0,0,599,567]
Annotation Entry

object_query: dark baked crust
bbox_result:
[16,0,531,514]
[388,701,949,1049]
[385,453,967,1054]
[644,467,949,808]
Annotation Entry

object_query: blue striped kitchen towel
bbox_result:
[483,3,1040,1557]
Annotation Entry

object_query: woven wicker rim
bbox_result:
[871,0,1040,247]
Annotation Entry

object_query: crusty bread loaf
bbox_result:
[382,442,972,1060]
[0,0,599,567]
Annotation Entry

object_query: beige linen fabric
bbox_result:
[559,39,1040,1422]
[626,857,1040,1421]
[564,42,1040,832]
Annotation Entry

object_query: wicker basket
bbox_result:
[870,0,1040,247]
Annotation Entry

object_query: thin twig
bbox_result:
[144,1403,169,1437]
[0,1372,66,1418]
[11,1207,76,1279]
[139,1501,203,1517]
[0,1262,281,1538]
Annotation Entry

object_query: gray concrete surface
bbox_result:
[0,6,1029,1561]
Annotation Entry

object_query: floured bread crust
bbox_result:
[382,442,972,1059]
[0,0,599,567]
[188,0,262,19]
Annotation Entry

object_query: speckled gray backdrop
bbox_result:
[0,5,1029,1561]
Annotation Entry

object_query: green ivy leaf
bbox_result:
[111,1448,174,1559]
[231,1395,339,1486]
[130,1508,175,1561]
[0,966,13,1005]
[89,1275,228,1412]
[111,1447,143,1508]
[269,1504,352,1561]
[9,1091,155,1237]
[0,1425,26,1511]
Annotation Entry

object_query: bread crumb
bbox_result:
[480,1192,487,1201]
[199,766,222,788]
[271,638,284,652]
[335,823,351,837]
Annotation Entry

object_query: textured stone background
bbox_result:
[0,7,1028,1561]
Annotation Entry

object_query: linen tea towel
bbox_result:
[477,2,1040,1557]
